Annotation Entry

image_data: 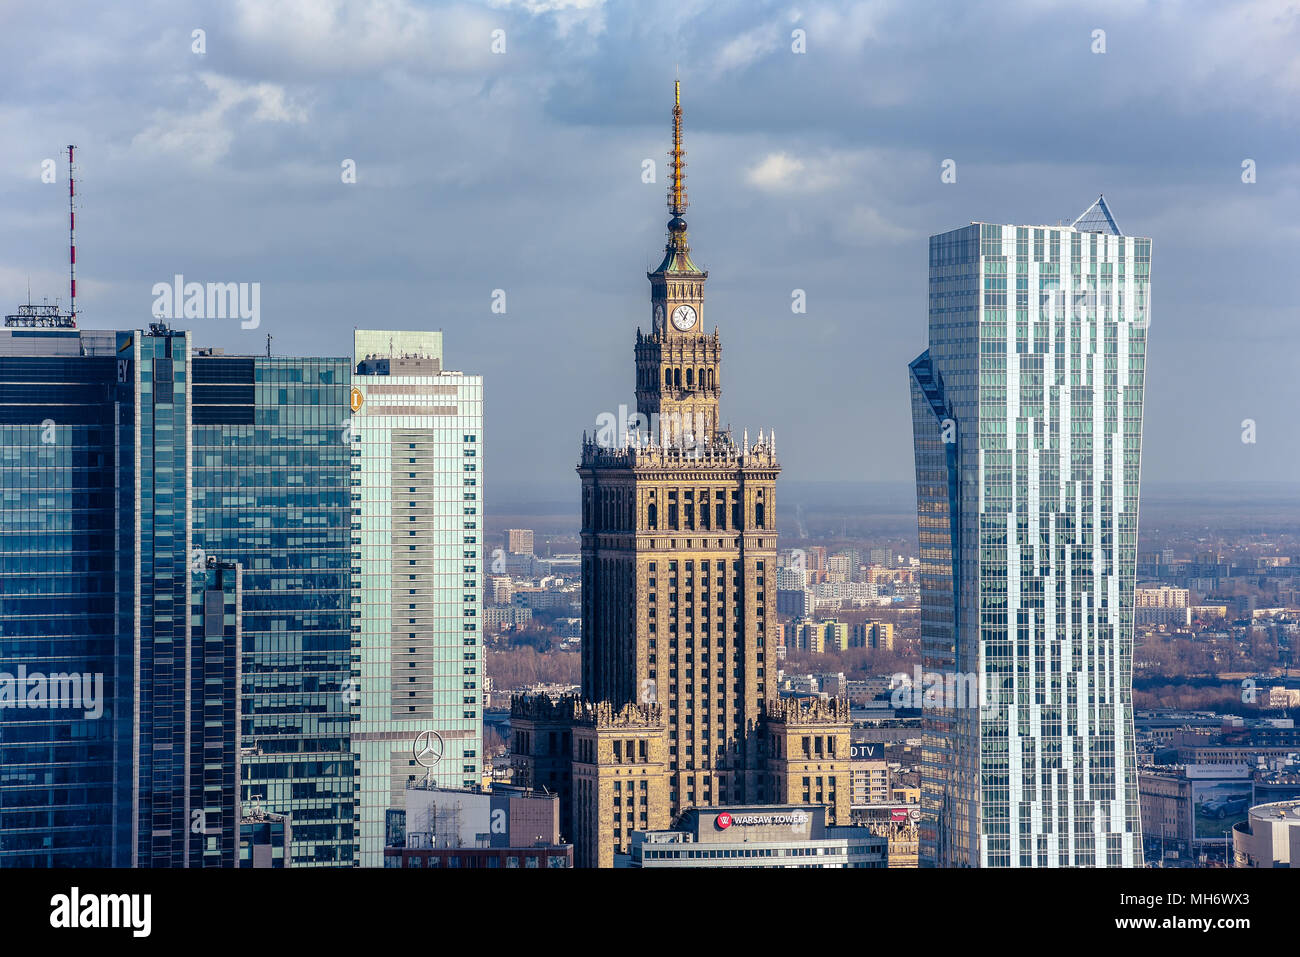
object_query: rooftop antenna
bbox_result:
[67,145,77,326]
[266,333,272,357]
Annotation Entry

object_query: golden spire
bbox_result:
[668,80,687,218]
[650,78,704,275]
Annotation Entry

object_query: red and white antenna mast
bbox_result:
[67,144,77,325]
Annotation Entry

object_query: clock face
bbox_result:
[653,304,665,328]
[671,304,698,331]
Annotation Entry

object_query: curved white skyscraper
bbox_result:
[910,198,1149,867]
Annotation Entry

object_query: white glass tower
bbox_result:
[909,198,1148,867]
[350,330,483,866]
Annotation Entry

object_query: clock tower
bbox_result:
[511,82,850,869]
[635,80,720,447]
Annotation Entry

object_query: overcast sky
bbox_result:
[2,0,1298,491]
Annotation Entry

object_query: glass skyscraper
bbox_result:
[910,197,1148,867]
[191,351,356,867]
[0,321,243,867]
[350,330,483,867]
[0,322,134,867]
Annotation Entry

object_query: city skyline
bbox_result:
[4,2,1300,916]
[3,1,1298,495]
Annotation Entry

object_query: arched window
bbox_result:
[756,503,765,529]
[665,368,672,388]
[707,369,714,390]
[686,368,694,388]
[648,503,657,530]
[674,368,681,388]
[698,368,706,390]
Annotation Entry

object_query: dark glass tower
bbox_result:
[0,321,242,867]
[0,323,135,866]
[1,322,307,868]
[191,353,356,866]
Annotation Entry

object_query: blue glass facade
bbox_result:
[191,355,356,867]
[3,329,356,867]
[188,558,243,867]
[0,327,134,866]
[130,327,205,867]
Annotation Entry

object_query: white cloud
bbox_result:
[830,203,917,245]
[232,0,492,73]
[131,73,307,163]
[744,149,879,193]
[746,152,807,190]
[488,0,607,37]
[743,148,916,244]
[800,0,893,53]
[714,23,784,74]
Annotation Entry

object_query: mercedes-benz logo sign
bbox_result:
[413,729,445,769]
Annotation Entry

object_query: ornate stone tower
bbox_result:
[635,81,720,447]
[513,83,850,868]
[579,81,780,825]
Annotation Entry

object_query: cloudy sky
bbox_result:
[2,0,1298,494]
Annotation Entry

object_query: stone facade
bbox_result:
[571,701,672,869]
[763,696,853,825]
[509,84,850,867]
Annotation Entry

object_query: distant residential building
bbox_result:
[489,575,514,605]
[1136,585,1190,608]
[851,620,895,651]
[808,580,878,604]
[777,588,813,618]
[506,529,535,555]
[1267,686,1300,709]
[792,619,849,653]
[511,587,579,612]
[1136,585,1192,627]
[846,677,895,703]
[812,672,848,697]
[805,546,827,573]
[891,785,921,806]
[825,555,853,582]
[540,553,581,575]
[483,606,533,632]
[776,565,807,591]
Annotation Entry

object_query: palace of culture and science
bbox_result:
[511,84,851,868]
